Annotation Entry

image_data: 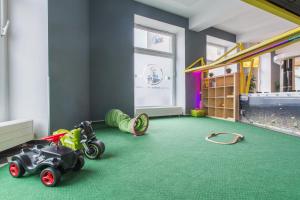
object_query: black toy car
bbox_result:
[9,143,84,187]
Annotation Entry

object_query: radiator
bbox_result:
[0,120,34,152]
[135,107,183,117]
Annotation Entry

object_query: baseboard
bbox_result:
[135,107,183,117]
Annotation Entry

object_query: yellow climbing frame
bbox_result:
[185,27,300,94]
[185,57,206,70]
[185,27,300,73]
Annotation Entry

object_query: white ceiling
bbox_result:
[135,0,298,43]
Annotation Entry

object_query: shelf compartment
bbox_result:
[215,108,225,118]
[208,98,215,107]
[225,75,234,85]
[208,88,216,98]
[202,89,208,98]
[225,108,234,119]
[225,87,234,96]
[208,107,215,116]
[215,98,225,108]
[216,88,224,97]
[209,78,216,88]
[216,77,225,87]
[225,98,233,108]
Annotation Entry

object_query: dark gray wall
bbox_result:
[48,0,236,127]
[48,0,90,131]
[90,0,135,120]
[134,2,188,29]
[185,28,236,112]
[89,0,236,119]
[89,0,190,120]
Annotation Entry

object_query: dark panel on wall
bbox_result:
[48,0,90,131]
[90,0,135,120]
[185,28,236,112]
[185,31,206,113]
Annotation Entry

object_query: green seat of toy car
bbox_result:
[53,129,82,151]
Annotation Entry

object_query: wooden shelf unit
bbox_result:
[201,73,239,121]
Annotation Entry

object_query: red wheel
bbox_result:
[40,167,61,187]
[9,161,25,178]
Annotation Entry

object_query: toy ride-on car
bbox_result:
[54,121,105,160]
[9,133,85,187]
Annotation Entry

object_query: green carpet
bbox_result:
[1,117,300,200]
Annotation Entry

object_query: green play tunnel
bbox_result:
[105,109,149,136]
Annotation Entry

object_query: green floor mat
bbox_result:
[1,117,300,200]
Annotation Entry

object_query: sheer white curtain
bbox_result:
[0,0,8,122]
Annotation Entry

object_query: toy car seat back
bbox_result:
[61,129,81,150]
[41,146,77,169]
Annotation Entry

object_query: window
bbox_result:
[206,39,238,77]
[294,57,300,91]
[134,26,173,53]
[134,25,176,107]
[206,43,226,63]
[295,67,300,91]
[206,42,227,77]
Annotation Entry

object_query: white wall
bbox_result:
[8,0,49,138]
[0,0,8,122]
[175,28,185,114]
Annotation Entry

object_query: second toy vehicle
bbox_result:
[54,121,105,159]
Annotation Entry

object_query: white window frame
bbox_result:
[134,24,177,107]
[0,0,9,122]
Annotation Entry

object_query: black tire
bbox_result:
[98,141,105,155]
[84,141,105,159]
[40,167,61,187]
[73,156,85,171]
[9,160,25,178]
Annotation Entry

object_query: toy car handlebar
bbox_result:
[90,120,104,124]
[41,133,66,144]
[74,121,94,129]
